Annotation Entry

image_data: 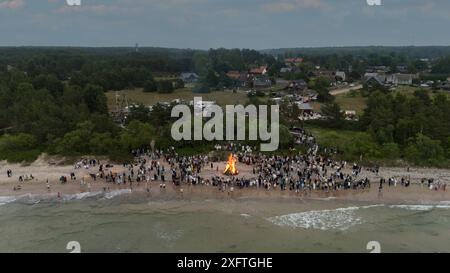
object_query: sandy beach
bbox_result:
[1,156,450,204]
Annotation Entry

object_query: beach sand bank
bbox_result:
[1,159,450,204]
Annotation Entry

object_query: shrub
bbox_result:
[0,134,41,162]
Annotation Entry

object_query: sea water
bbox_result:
[0,193,450,253]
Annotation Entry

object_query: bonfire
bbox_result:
[224,154,239,176]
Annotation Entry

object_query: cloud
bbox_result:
[262,0,324,13]
[0,0,24,9]
[54,4,119,15]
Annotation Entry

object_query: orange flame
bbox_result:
[224,154,239,175]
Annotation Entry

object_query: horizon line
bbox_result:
[1,45,450,52]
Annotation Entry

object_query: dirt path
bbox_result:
[330,84,363,96]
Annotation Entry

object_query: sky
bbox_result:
[1,0,450,49]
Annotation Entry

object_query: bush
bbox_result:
[192,85,210,93]
[0,134,41,162]
[380,143,400,159]
[404,134,445,166]
[143,79,157,92]
[156,80,174,93]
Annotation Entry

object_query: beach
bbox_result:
[1,156,450,204]
[1,156,450,253]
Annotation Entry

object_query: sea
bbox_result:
[1,191,450,253]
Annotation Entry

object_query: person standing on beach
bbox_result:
[161,166,165,182]
[46,180,51,192]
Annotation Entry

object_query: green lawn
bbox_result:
[334,91,368,115]
[312,89,368,116]
[311,86,448,117]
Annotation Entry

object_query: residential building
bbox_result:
[287,79,308,91]
[180,72,199,84]
[284,58,304,66]
[249,65,268,75]
[280,67,292,74]
[335,71,346,82]
[252,75,271,89]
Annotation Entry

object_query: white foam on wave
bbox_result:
[1,189,133,206]
[0,194,42,206]
[310,197,337,201]
[240,213,251,218]
[0,196,17,206]
[389,204,450,211]
[361,204,385,209]
[104,189,132,200]
[389,205,434,211]
[267,206,363,231]
[62,191,103,201]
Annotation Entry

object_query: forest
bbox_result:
[1,46,450,166]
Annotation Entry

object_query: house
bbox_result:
[396,65,408,73]
[335,71,346,82]
[226,72,249,87]
[249,65,268,75]
[297,102,314,114]
[239,73,250,87]
[252,75,272,89]
[226,71,241,80]
[313,70,337,85]
[180,72,199,84]
[287,79,308,91]
[437,82,450,91]
[280,67,292,74]
[392,73,416,85]
[363,73,416,88]
[226,71,250,88]
[366,66,390,73]
[363,73,389,90]
[285,58,304,66]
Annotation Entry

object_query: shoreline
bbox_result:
[1,179,450,206]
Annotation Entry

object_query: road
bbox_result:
[330,84,363,96]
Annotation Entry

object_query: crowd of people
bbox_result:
[85,128,377,195]
[4,128,448,195]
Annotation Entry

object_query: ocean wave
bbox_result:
[309,197,337,201]
[103,189,132,200]
[0,196,17,206]
[0,189,133,206]
[62,191,103,201]
[267,206,363,231]
[361,204,385,209]
[389,204,450,211]
[0,194,44,206]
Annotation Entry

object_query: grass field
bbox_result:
[312,89,368,116]
[106,88,250,110]
[334,91,368,115]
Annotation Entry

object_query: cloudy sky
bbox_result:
[1,0,450,49]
